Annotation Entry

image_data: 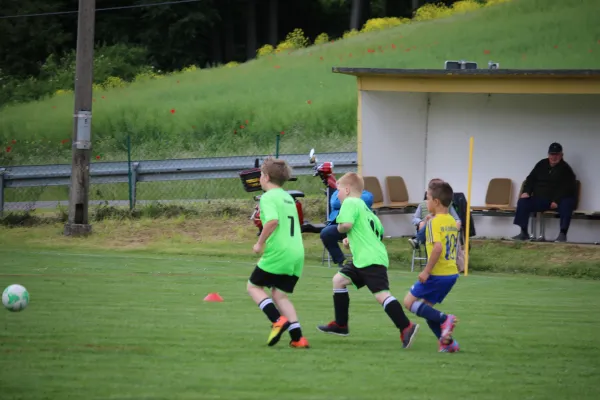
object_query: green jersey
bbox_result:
[337,196,388,268]
[257,188,304,276]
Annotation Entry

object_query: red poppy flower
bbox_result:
[349,53,352,57]
[245,120,249,124]
[590,49,593,53]
[170,109,176,114]
[280,131,285,135]
[320,56,324,61]
[11,139,16,144]
[192,125,196,129]
[52,106,56,109]
[274,65,281,69]
[61,139,69,145]
[101,96,105,99]
[240,125,245,129]
[96,155,101,160]
[391,44,396,49]
[6,146,11,153]
[307,100,312,105]
[484,50,491,55]
[405,48,411,52]
[234,129,237,134]
[177,80,180,84]
[553,45,558,49]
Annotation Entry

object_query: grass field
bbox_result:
[1,0,599,166]
[2,219,600,399]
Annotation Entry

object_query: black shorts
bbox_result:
[248,266,299,294]
[339,263,389,294]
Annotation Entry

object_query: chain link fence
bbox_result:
[0,133,357,216]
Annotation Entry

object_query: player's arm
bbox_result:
[256,196,279,245]
[257,220,278,245]
[423,219,443,274]
[337,222,353,233]
[336,200,357,233]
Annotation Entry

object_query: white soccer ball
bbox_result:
[2,284,30,312]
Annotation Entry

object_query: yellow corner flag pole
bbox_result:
[464,137,474,276]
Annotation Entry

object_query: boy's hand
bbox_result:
[253,242,264,254]
[418,271,430,283]
[342,238,349,248]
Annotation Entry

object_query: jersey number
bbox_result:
[369,219,383,241]
[445,234,458,260]
[288,216,295,237]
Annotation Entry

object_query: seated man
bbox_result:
[513,142,577,242]
[409,178,461,249]
[320,188,373,268]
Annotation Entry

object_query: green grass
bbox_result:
[1,217,600,278]
[1,0,599,166]
[2,242,600,399]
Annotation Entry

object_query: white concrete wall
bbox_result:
[360,91,428,236]
[360,91,600,243]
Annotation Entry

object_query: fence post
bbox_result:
[0,168,5,217]
[127,135,133,210]
[130,162,140,209]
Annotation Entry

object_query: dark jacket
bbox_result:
[523,158,577,203]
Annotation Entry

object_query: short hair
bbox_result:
[429,181,454,207]
[428,178,444,189]
[261,157,292,186]
[337,172,364,193]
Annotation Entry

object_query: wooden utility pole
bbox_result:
[64,0,95,237]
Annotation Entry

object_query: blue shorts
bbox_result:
[410,274,459,305]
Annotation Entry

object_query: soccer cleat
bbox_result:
[439,339,460,353]
[408,238,420,250]
[440,314,457,342]
[289,337,310,349]
[317,321,349,336]
[267,316,290,346]
[400,322,420,348]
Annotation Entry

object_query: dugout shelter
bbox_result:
[333,67,600,244]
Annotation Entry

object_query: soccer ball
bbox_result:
[2,284,30,312]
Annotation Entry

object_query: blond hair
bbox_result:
[337,172,364,195]
[261,157,292,186]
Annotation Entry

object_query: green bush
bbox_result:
[0,44,150,108]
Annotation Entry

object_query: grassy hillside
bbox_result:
[1,0,599,166]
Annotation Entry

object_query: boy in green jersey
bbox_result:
[247,158,309,349]
[317,172,420,348]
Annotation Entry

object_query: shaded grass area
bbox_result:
[1,0,599,165]
[1,244,599,399]
[1,215,600,279]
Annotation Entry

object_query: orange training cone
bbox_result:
[204,293,224,302]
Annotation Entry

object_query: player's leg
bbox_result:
[403,276,458,343]
[317,270,354,336]
[320,224,347,267]
[421,300,442,340]
[367,266,419,348]
[247,267,289,346]
[271,287,309,348]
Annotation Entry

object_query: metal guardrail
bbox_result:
[0,152,358,212]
